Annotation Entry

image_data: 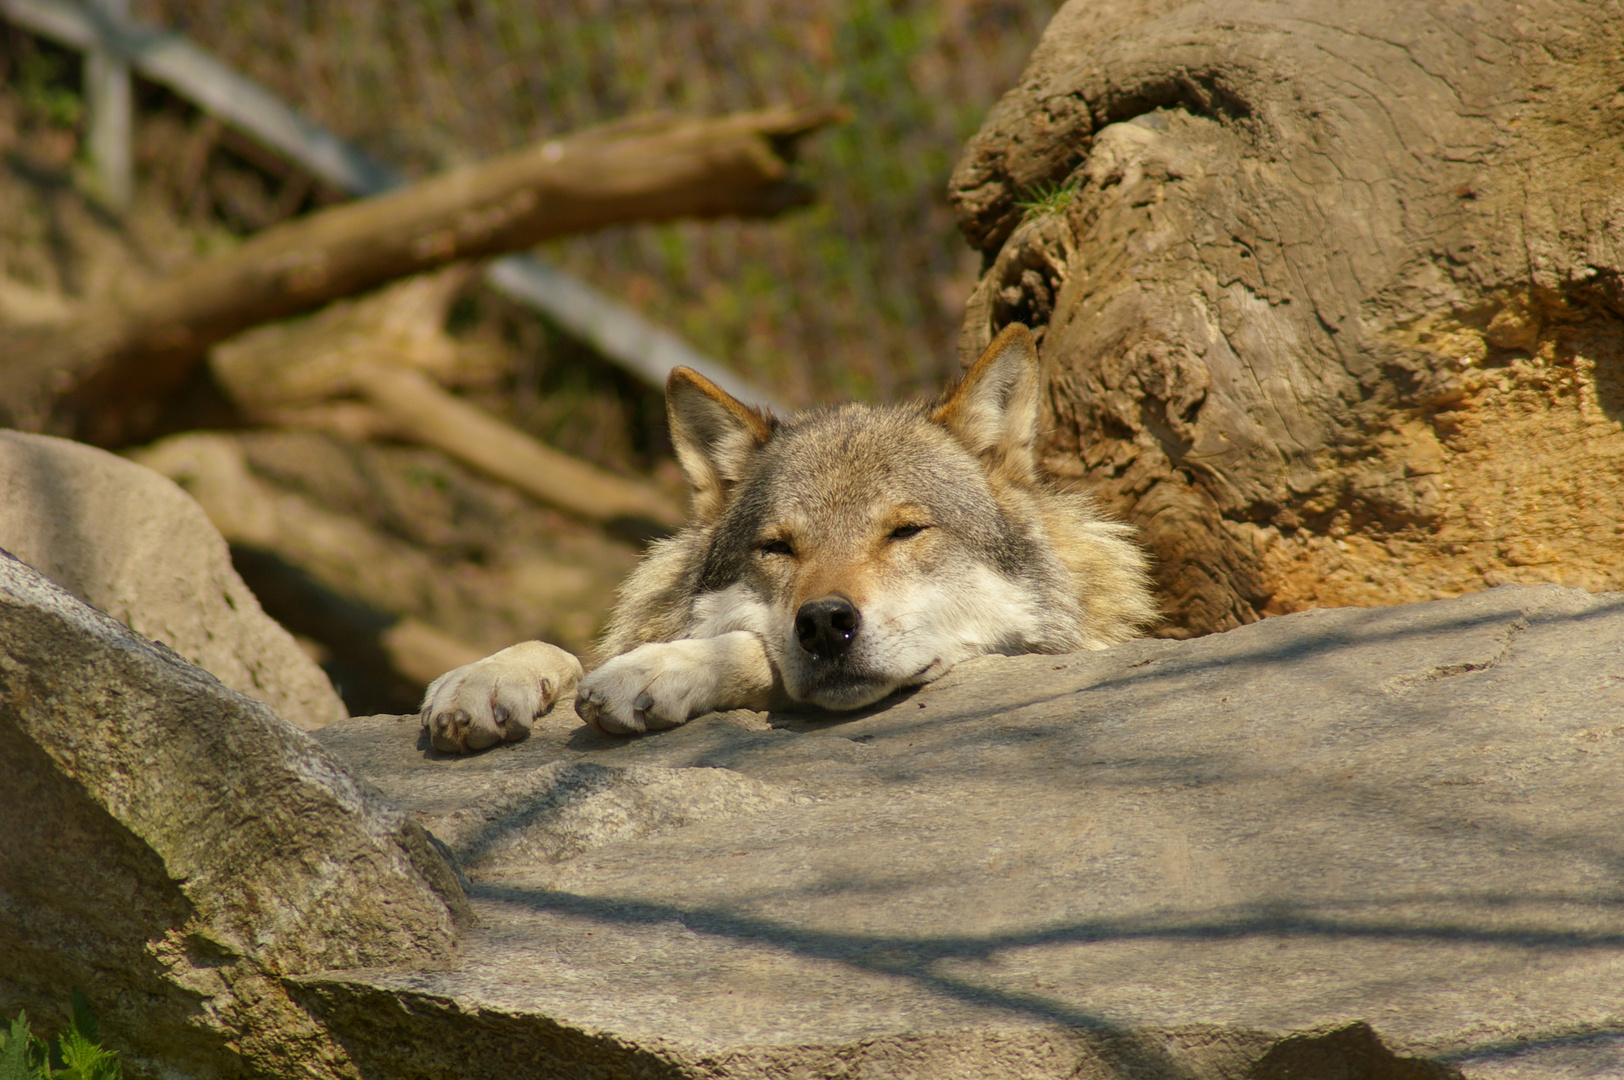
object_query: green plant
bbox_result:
[1015,176,1081,218]
[14,47,84,128]
[0,992,121,1080]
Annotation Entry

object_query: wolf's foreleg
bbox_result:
[575,630,775,735]
[419,641,584,753]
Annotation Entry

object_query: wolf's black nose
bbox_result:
[795,596,861,660]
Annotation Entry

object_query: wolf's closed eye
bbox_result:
[760,538,795,556]
[888,524,928,541]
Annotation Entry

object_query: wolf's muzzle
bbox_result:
[795,595,860,661]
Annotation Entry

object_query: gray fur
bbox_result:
[592,325,1157,719]
[423,325,1158,744]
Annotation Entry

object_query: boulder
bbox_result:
[5,542,1620,1077]
[0,430,345,729]
[0,553,468,1078]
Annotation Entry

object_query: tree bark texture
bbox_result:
[952,0,1624,636]
[0,107,839,446]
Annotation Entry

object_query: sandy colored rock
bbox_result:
[950,0,1624,636]
[302,583,1624,1079]
[0,429,345,729]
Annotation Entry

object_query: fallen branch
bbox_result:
[208,267,684,532]
[0,106,839,444]
[347,366,683,534]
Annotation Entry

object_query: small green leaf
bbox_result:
[0,1014,41,1080]
[1014,177,1082,218]
[58,1035,119,1080]
[55,995,117,1080]
[66,994,95,1050]
[58,1028,98,1077]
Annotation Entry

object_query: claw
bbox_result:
[575,687,603,730]
[431,708,471,753]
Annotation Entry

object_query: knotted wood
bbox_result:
[952,0,1624,635]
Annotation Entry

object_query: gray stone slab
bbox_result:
[305,584,1624,1079]
[0,553,466,1079]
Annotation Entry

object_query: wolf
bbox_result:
[419,324,1156,751]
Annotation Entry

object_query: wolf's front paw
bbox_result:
[575,639,725,735]
[420,641,583,753]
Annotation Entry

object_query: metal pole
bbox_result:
[83,0,131,210]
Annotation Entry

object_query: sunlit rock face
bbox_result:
[306,583,1622,1080]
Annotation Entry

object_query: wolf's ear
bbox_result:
[666,367,774,522]
[931,323,1040,478]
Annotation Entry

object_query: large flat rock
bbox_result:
[307,584,1624,1079]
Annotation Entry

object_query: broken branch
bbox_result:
[349,365,684,533]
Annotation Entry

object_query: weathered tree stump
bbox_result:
[952,0,1624,636]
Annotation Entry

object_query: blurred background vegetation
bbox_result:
[128,0,1060,406]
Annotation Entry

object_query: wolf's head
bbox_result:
[663,325,1105,710]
